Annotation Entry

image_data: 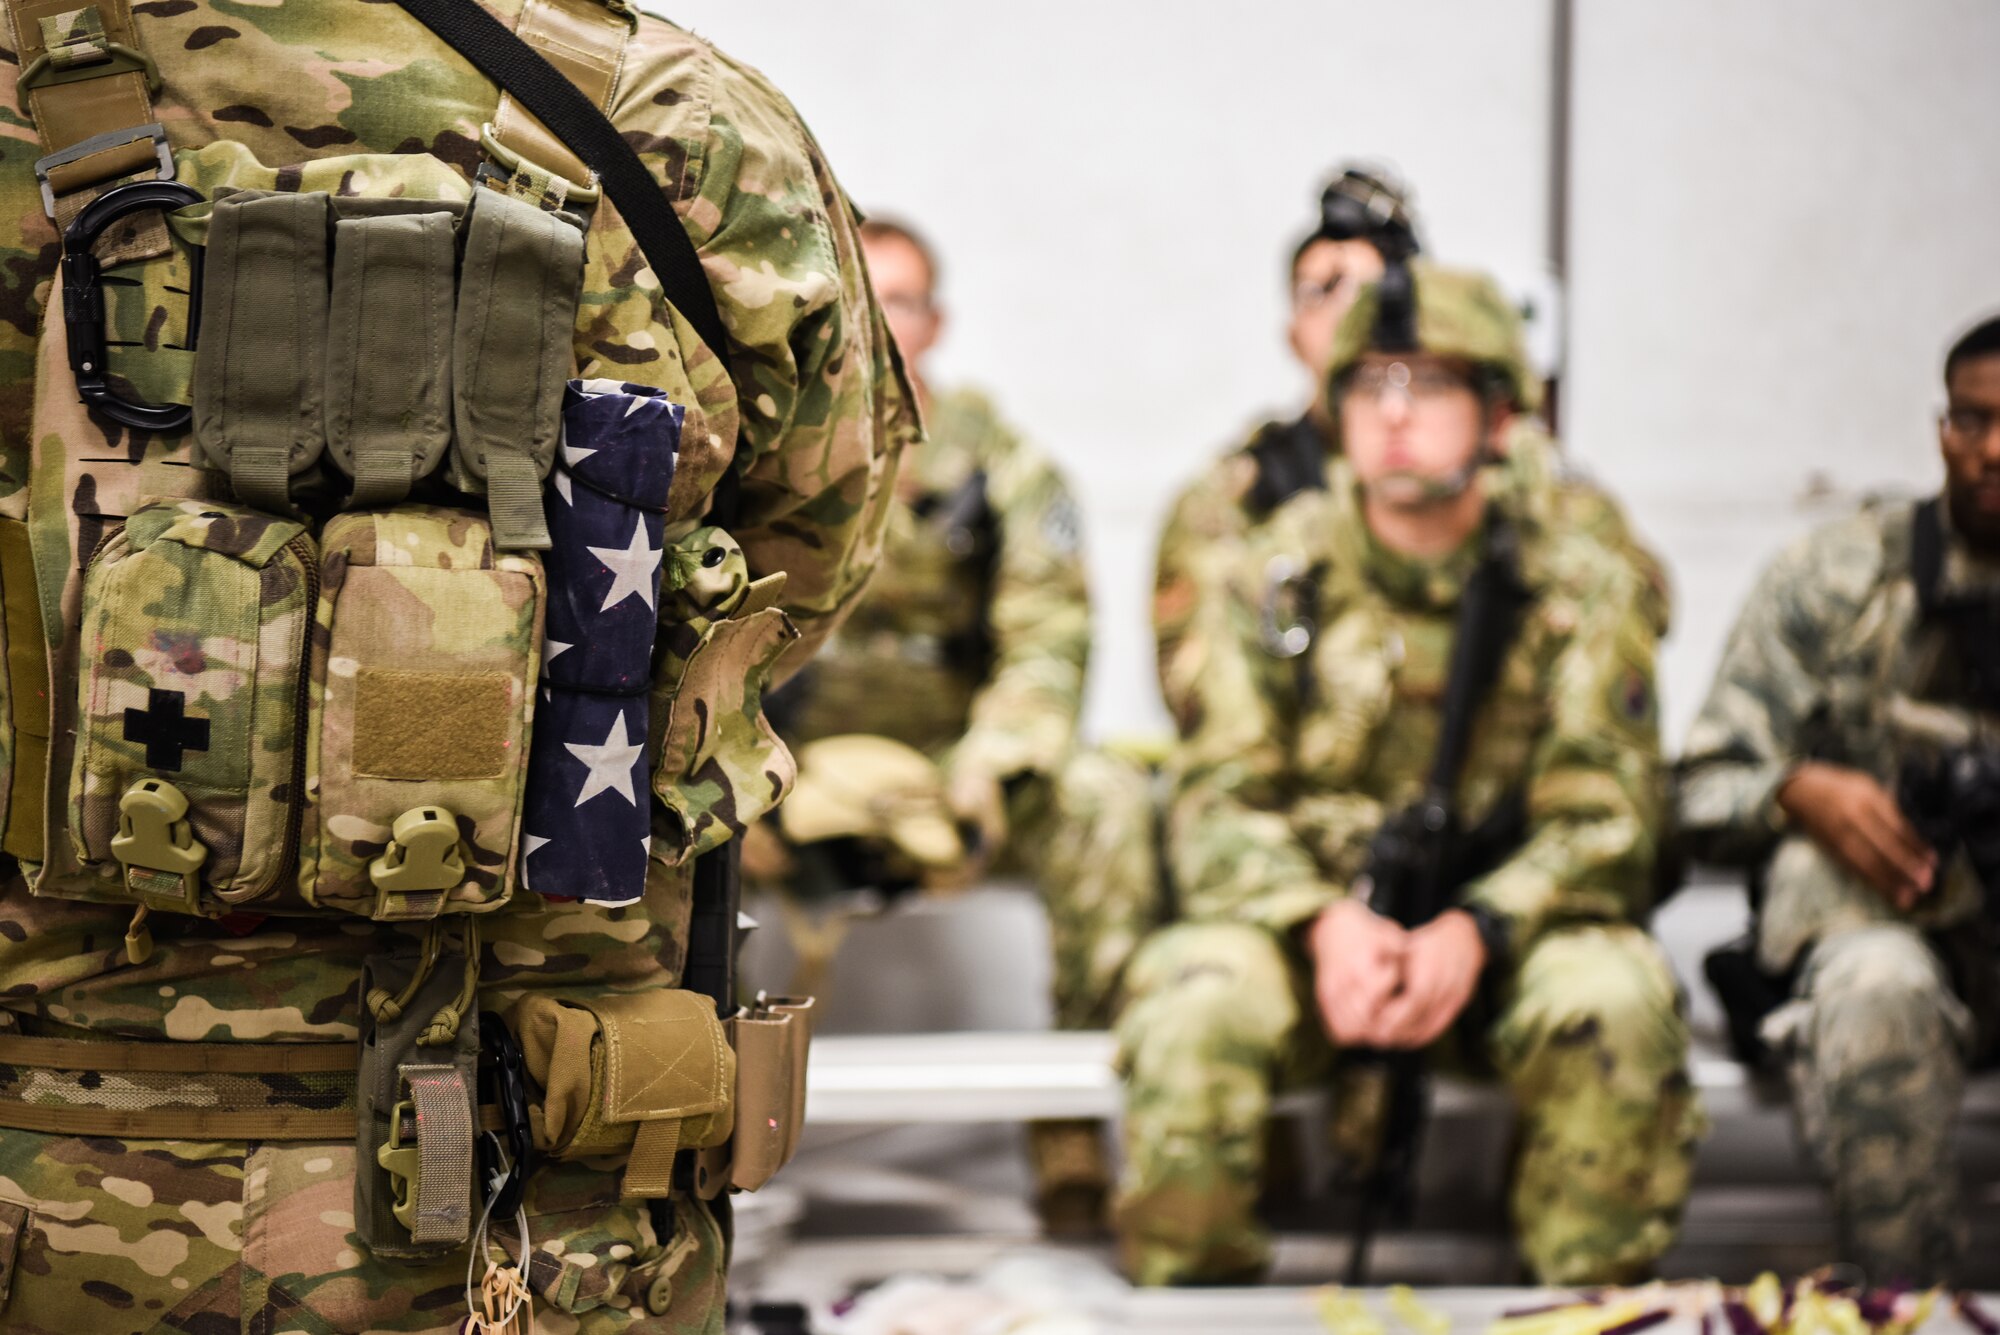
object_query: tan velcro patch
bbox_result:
[353,669,511,781]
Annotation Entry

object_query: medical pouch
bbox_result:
[651,528,799,866]
[509,988,735,1200]
[300,506,544,921]
[67,499,314,913]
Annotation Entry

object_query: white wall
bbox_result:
[661,0,1555,739]
[658,1,2000,748]
[1565,1,2000,741]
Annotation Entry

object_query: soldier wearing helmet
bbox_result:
[1113,261,1703,1286]
[1153,168,1668,734]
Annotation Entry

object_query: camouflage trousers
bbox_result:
[1112,919,1703,1286]
[1005,746,1163,1031]
[0,1133,725,1334]
[1758,841,1979,1283]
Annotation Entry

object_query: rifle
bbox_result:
[1343,514,1529,1284]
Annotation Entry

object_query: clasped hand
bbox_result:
[1305,897,1487,1050]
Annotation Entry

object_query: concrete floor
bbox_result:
[734,881,2000,1317]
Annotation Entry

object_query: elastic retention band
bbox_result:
[403,1063,476,1245]
[452,189,584,550]
[192,191,329,514]
[327,210,456,508]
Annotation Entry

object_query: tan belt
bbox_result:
[0,1034,504,1141]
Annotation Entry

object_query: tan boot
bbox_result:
[1029,1117,1113,1237]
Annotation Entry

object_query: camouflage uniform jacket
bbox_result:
[1677,496,2000,960]
[1166,457,1663,957]
[1154,414,1669,734]
[783,386,1089,782]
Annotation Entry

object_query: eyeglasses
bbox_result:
[1943,405,2000,446]
[1341,360,1473,405]
[878,292,935,320]
[1292,276,1344,311]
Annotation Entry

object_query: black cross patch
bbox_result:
[123,688,211,772]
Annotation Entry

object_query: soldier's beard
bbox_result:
[1948,479,2000,554]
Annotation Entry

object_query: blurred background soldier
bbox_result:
[1115,262,1702,1287]
[754,216,1159,1232]
[1154,167,1668,733]
[1677,314,2000,1283]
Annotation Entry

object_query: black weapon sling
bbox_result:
[1347,510,1529,1284]
[394,0,743,1020]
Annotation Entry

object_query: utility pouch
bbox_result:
[697,993,815,1197]
[358,942,481,1258]
[508,988,735,1200]
[66,499,314,912]
[651,528,799,865]
[301,507,544,920]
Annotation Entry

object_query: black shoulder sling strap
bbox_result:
[394,0,731,377]
[396,0,744,1018]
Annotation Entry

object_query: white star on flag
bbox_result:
[553,470,574,505]
[587,518,662,612]
[566,712,644,808]
[545,639,572,663]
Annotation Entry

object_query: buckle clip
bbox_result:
[476,122,601,209]
[36,120,173,219]
[376,1099,425,1235]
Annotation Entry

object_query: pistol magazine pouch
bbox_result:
[510,988,735,1199]
[698,993,814,1197]
[301,507,545,920]
[69,499,314,912]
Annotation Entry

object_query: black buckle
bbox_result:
[61,177,202,434]
[477,1010,538,1219]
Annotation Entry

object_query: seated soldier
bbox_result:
[754,215,1160,1230]
[1155,167,1668,734]
[1677,314,2000,1283]
[1115,260,1703,1286]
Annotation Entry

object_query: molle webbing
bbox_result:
[192,191,329,515]
[326,211,456,509]
[452,189,585,550]
[0,1033,509,1141]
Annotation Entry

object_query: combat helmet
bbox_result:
[778,734,968,895]
[1324,260,1539,415]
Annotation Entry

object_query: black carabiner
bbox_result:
[477,1009,539,1219]
[61,178,204,435]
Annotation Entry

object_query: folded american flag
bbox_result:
[520,379,680,903]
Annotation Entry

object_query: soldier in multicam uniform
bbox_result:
[1114,262,1702,1287]
[762,215,1158,1230]
[0,2,916,1330]
[1677,314,2000,1283]
[1154,168,1668,732]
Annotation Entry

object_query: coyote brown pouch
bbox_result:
[67,499,315,913]
[697,994,815,1197]
[300,507,544,920]
[508,989,735,1199]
